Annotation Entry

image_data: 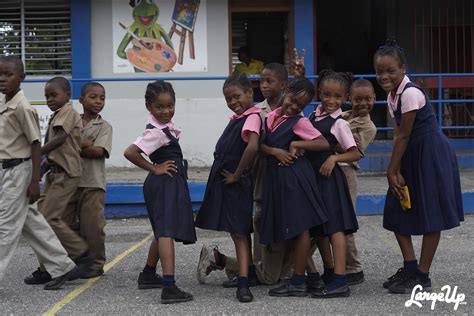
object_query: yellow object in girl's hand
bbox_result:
[400,185,411,210]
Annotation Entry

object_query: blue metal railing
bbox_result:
[23,72,474,133]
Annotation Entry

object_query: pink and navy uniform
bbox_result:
[134,116,196,244]
[195,107,261,234]
[383,77,464,234]
[260,108,328,245]
[307,105,359,235]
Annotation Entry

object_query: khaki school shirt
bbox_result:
[47,102,82,177]
[0,90,40,159]
[340,110,377,170]
[79,115,113,190]
[253,99,272,202]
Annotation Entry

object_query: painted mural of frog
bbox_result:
[117,0,174,61]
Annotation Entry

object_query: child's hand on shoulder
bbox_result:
[154,160,177,177]
[220,169,239,185]
[273,148,297,166]
[319,155,337,177]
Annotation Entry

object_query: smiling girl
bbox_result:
[307,70,361,298]
[374,40,463,294]
[195,72,261,303]
[124,80,196,304]
[260,77,330,298]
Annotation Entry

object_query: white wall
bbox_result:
[21,0,231,167]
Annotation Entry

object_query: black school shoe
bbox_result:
[81,268,104,279]
[383,267,410,289]
[161,286,193,304]
[388,273,432,294]
[24,268,52,285]
[310,283,350,298]
[138,272,163,289]
[71,251,96,280]
[306,275,325,293]
[347,271,365,286]
[236,287,254,303]
[222,275,260,288]
[268,279,308,297]
[44,266,82,290]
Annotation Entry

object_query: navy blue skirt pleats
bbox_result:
[143,168,197,244]
[313,164,359,235]
[195,160,253,235]
[260,157,328,244]
[383,130,464,235]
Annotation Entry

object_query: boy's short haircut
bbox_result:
[263,63,288,82]
[47,76,71,93]
[0,56,24,73]
[350,78,375,93]
[81,82,105,97]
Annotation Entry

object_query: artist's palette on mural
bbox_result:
[126,37,177,72]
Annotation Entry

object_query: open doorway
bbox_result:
[316,0,387,133]
[229,0,292,102]
[231,12,290,70]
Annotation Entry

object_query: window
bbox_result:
[0,0,71,76]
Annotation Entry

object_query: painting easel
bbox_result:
[168,22,195,65]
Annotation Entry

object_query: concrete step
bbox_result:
[103,168,474,218]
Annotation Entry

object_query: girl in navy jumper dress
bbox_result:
[374,41,464,294]
[307,70,361,298]
[260,78,330,298]
[195,73,261,303]
[124,81,196,304]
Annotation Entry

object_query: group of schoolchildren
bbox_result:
[0,40,463,305]
[0,56,111,290]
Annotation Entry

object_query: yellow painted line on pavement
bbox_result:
[42,232,153,316]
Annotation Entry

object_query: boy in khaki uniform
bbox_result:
[64,82,112,278]
[24,77,94,284]
[338,79,377,285]
[0,57,82,290]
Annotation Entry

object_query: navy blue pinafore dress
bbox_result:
[260,115,328,245]
[307,111,359,235]
[195,113,259,235]
[143,124,197,244]
[383,83,464,235]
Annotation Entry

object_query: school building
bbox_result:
[1,0,473,169]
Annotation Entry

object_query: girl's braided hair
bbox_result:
[287,77,315,99]
[318,69,353,94]
[223,72,251,92]
[373,39,407,66]
[145,80,176,104]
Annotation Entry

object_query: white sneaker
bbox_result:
[196,245,221,284]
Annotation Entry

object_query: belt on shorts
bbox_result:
[0,158,30,169]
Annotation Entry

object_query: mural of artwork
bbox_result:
[112,0,207,73]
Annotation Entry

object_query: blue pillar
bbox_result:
[294,0,316,116]
[70,0,91,99]
[294,0,315,76]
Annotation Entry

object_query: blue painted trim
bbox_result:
[103,183,474,218]
[293,0,315,75]
[366,139,474,153]
[70,0,91,99]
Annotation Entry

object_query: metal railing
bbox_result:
[23,72,474,134]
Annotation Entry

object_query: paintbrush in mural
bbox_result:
[118,21,153,49]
